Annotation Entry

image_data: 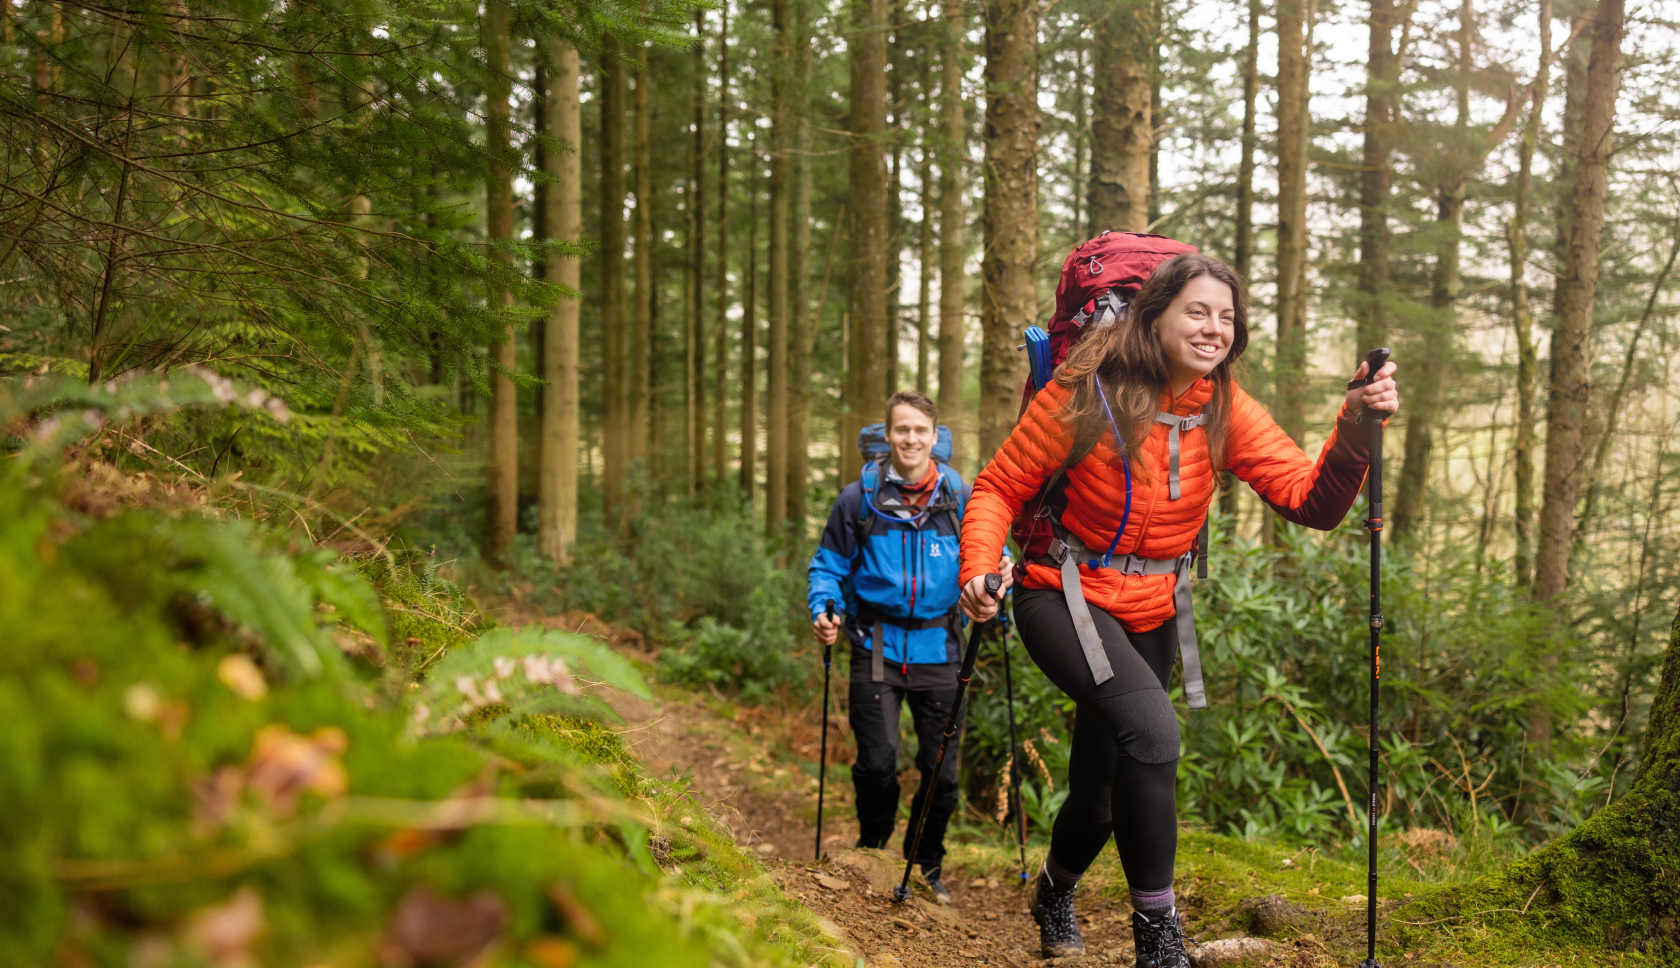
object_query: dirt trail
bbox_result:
[499,609,1158,966]
[500,607,1332,968]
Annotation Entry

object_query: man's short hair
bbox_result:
[886,390,938,426]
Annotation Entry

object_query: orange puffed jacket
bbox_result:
[959,377,1373,632]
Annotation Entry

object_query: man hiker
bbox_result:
[807,390,1012,903]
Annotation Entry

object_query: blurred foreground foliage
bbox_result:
[0,377,843,968]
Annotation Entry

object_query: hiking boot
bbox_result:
[921,864,952,905]
[1028,866,1085,958]
[1132,908,1190,968]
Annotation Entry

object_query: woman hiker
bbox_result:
[957,253,1399,967]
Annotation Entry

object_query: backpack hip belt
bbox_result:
[857,603,963,684]
[1033,530,1208,711]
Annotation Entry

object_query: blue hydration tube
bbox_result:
[1090,372,1133,570]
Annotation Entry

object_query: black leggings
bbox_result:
[1013,587,1179,893]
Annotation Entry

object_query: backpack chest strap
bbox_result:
[1154,411,1207,500]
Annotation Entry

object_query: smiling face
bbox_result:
[1154,274,1237,394]
[887,402,936,480]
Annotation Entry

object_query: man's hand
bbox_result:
[1346,359,1399,416]
[813,611,841,646]
[999,555,1015,594]
[960,574,1001,622]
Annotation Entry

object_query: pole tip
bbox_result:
[891,885,911,904]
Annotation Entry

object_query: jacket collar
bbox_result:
[1161,377,1214,416]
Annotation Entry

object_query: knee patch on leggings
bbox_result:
[1095,689,1180,764]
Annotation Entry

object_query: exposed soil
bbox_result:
[501,606,1390,968]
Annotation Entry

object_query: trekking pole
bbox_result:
[893,573,1002,904]
[997,597,1029,885]
[1356,347,1391,968]
[815,599,836,862]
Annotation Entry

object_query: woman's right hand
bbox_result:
[960,574,1001,622]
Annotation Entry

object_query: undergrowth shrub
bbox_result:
[1,374,844,968]
[499,494,818,702]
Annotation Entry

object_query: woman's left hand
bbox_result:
[1346,360,1399,417]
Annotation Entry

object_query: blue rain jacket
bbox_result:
[808,459,971,667]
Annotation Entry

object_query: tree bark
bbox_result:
[1233,0,1258,280]
[711,11,731,485]
[630,45,653,510]
[1272,0,1312,445]
[1535,0,1622,603]
[916,46,934,396]
[788,0,813,538]
[688,10,707,496]
[1353,0,1395,357]
[1509,0,1551,589]
[1392,0,1471,541]
[842,0,890,485]
[979,0,1036,464]
[886,8,906,395]
[937,0,966,470]
[740,141,760,499]
[1087,0,1153,234]
[766,0,791,533]
[600,45,629,526]
[540,39,581,564]
[1223,0,1259,519]
[482,0,518,565]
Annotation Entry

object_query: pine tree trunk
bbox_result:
[1354,0,1395,357]
[740,142,759,499]
[540,38,582,564]
[600,47,629,525]
[1393,0,1471,541]
[937,0,966,470]
[886,10,906,395]
[916,44,934,396]
[630,47,653,511]
[1531,0,1624,761]
[1233,0,1258,280]
[979,0,1036,465]
[788,0,814,538]
[1534,0,1621,604]
[1509,0,1550,589]
[1272,0,1311,445]
[482,0,518,565]
[1087,0,1152,234]
[766,0,791,533]
[711,12,731,486]
[842,0,889,485]
[1223,0,1259,520]
[688,10,707,496]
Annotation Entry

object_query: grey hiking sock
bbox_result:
[1130,883,1175,916]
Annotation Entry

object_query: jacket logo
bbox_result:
[928,544,943,557]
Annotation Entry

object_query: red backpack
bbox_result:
[1011,231,1198,557]
[1019,231,1198,415]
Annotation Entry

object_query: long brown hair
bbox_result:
[1054,253,1250,473]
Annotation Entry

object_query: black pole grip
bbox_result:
[1358,347,1392,418]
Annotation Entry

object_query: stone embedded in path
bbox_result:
[1187,937,1282,967]
[815,873,848,891]
[1235,894,1316,937]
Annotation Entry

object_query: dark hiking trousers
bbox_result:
[1013,587,1180,895]
[847,646,965,869]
